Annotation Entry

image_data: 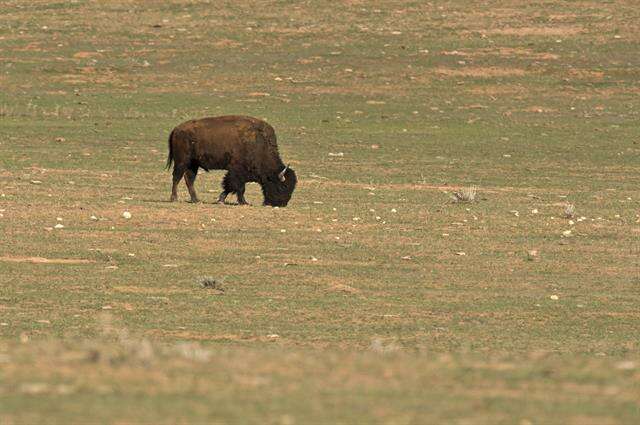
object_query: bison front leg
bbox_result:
[216,172,233,204]
[236,184,248,205]
[216,190,228,204]
[184,167,200,203]
[218,171,248,205]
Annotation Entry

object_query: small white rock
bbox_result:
[562,230,572,236]
[54,223,64,229]
[550,295,559,300]
[532,209,539,214]
[122,211,132,219]
[90,215,98,221]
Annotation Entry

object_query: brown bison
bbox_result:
[166,115,297,207]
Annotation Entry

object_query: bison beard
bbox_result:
[166,116,297,207]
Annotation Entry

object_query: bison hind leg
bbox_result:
[170,165,186,202]
[184,166,200,203]
[216,172,233,204]
[236,185,248,205]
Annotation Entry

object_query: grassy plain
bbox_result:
[1,0,639,423]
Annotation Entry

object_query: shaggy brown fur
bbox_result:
[166,116,297,207]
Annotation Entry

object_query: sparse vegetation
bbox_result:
[563,203,576,219]
[1,0,639,423]
[452,186,477,203]
[198,276,225,292]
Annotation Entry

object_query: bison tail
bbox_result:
[165,129,175,170]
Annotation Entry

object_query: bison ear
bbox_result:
[278,164,289,182]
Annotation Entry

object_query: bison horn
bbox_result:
[278,164,289,182]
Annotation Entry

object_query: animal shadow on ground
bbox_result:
[140,198,249,205]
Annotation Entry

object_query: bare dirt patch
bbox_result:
[467,84,526,96]
[212,39,243,48]
[484,26,583,36]
[522,106,558,113]
[567,69,605,80]
[434,67,527,78]
[443,48,559,61]
[321,180,566,196]
[327,283,360,294]
[0,256,95,265]
[147,329,271,342]
[72,51,102,59]
[113,285,191,295]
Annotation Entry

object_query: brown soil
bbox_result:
[0,256,95,264]
[434,67,527,78]
[485,26,583,36]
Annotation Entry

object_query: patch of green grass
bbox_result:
[1,0,640,423]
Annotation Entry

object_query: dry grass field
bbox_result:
[1,0,639,423]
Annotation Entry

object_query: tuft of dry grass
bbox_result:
[452,186,477,203]
[198,276,226,292]
[2,1,640,423]
[563,203,576,218]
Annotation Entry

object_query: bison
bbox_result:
[166,115,297,207]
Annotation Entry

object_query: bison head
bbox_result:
[262,165,297,207]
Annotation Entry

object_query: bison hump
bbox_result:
[238,120,277,146]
